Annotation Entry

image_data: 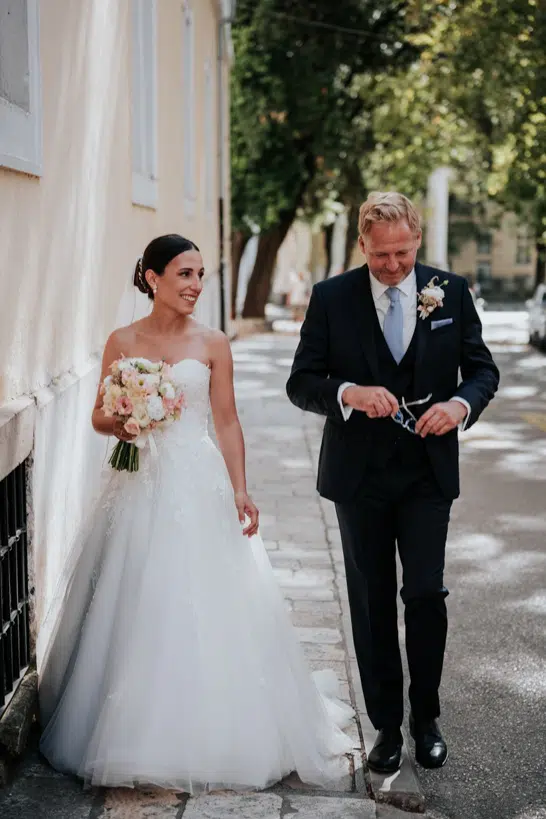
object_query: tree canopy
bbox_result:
[230,0,424,315]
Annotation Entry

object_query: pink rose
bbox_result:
[162,398,175,414]
[115,396,133,416]
[124,418,140,437]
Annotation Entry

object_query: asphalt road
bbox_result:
[409,334,546,819]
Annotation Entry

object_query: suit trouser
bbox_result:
[335,454,452,729]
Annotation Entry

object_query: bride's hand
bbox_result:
[234,492,259,537]
[112,418,139,443]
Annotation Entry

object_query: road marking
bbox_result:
[521,412,546,433]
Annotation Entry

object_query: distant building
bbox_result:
[449,211,536,299]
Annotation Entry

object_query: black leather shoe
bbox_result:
[409,713,448,769]
[367,727,403,773]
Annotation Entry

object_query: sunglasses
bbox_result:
[392,393,432,435]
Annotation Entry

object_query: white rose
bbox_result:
[132,357,162,373]
[158,381,175,400]
[132,403,151,428]
[103,375,113,388]
[147,395,166,422]
[117,359,133,372]
[423,286,444,301]
[137,373,161,391]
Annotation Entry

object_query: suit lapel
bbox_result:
[349,265,381,383]
[414,262,433,393]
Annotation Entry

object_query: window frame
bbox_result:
[182,0,196,215]
[131,0,158,209]
[515,230,532,266]
[0,0,43,176]
[203,58,216,215]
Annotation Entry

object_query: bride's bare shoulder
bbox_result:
[103,322,142,358]
[188,323,230,368]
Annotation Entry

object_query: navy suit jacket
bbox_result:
[286,262,500,502]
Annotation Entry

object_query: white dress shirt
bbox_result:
[337,269,471,427]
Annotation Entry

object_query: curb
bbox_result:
[0,668,38,787]
[302,414,426,814]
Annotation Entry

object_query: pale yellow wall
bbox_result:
[450,212,536,281]
[0,0,225,404]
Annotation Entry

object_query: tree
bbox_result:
[231,0,422,317]
[430,0,546,285]
[361,0,546,283]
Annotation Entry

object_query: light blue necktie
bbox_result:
[383,287,404,364]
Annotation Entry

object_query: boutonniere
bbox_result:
[417,276,449,320]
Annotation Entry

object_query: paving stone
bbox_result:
[270,547,331,566]
[101,787,181,817]
[264,540,279,551]
[276,540,329,553]
[279,752,354,794]
[0,776,95,819]
[307,659,348,683]
[301,643,346,663]
[289,610,340,629]
[292,600,341,615]
[327,528,342,544]
[276,529,327,545]
[343,718,364,750]
[283,587,335,602]
[183,793,282,819]
[274,569,334,588]
[281,795,375,818]
[295,627,342,645]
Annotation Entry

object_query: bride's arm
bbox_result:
[91,331,136,442]
[209,332,259,537]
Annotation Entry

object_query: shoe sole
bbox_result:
[409,722,448,769]
[415,749,449,769]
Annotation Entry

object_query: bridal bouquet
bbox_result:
[101,358,184,472]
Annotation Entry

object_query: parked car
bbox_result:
[526,283,546,349]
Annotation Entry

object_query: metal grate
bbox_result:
[0,460,30,711]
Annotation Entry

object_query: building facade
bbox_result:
[0,0,235,712]
[449,211,536,299]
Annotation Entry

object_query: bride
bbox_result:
[38,234,354,793]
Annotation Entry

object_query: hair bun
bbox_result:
[133,257,153,297]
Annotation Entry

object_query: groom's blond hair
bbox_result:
[358,192,421,237]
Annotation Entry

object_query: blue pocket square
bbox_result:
[431,318,453,330]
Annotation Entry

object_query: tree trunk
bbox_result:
[322,222,335,279]
[230,230,251,319]
[535,240,546,288]
[242,215,295,318]
[343,204,360,271]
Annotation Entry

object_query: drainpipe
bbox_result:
[217,1,235,332]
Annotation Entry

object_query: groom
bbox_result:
[287,192,499,772]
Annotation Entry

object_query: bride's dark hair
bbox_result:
[134,234,200,300]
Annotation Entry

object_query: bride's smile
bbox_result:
[143,247,205,317]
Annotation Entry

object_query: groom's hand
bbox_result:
[342,386,399,418]
[415,400,467,437]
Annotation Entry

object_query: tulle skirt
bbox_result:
[39,434,354,792]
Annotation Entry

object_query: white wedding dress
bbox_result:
[39,358,354,793]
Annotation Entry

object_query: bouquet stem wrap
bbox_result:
[109,441,140,472]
